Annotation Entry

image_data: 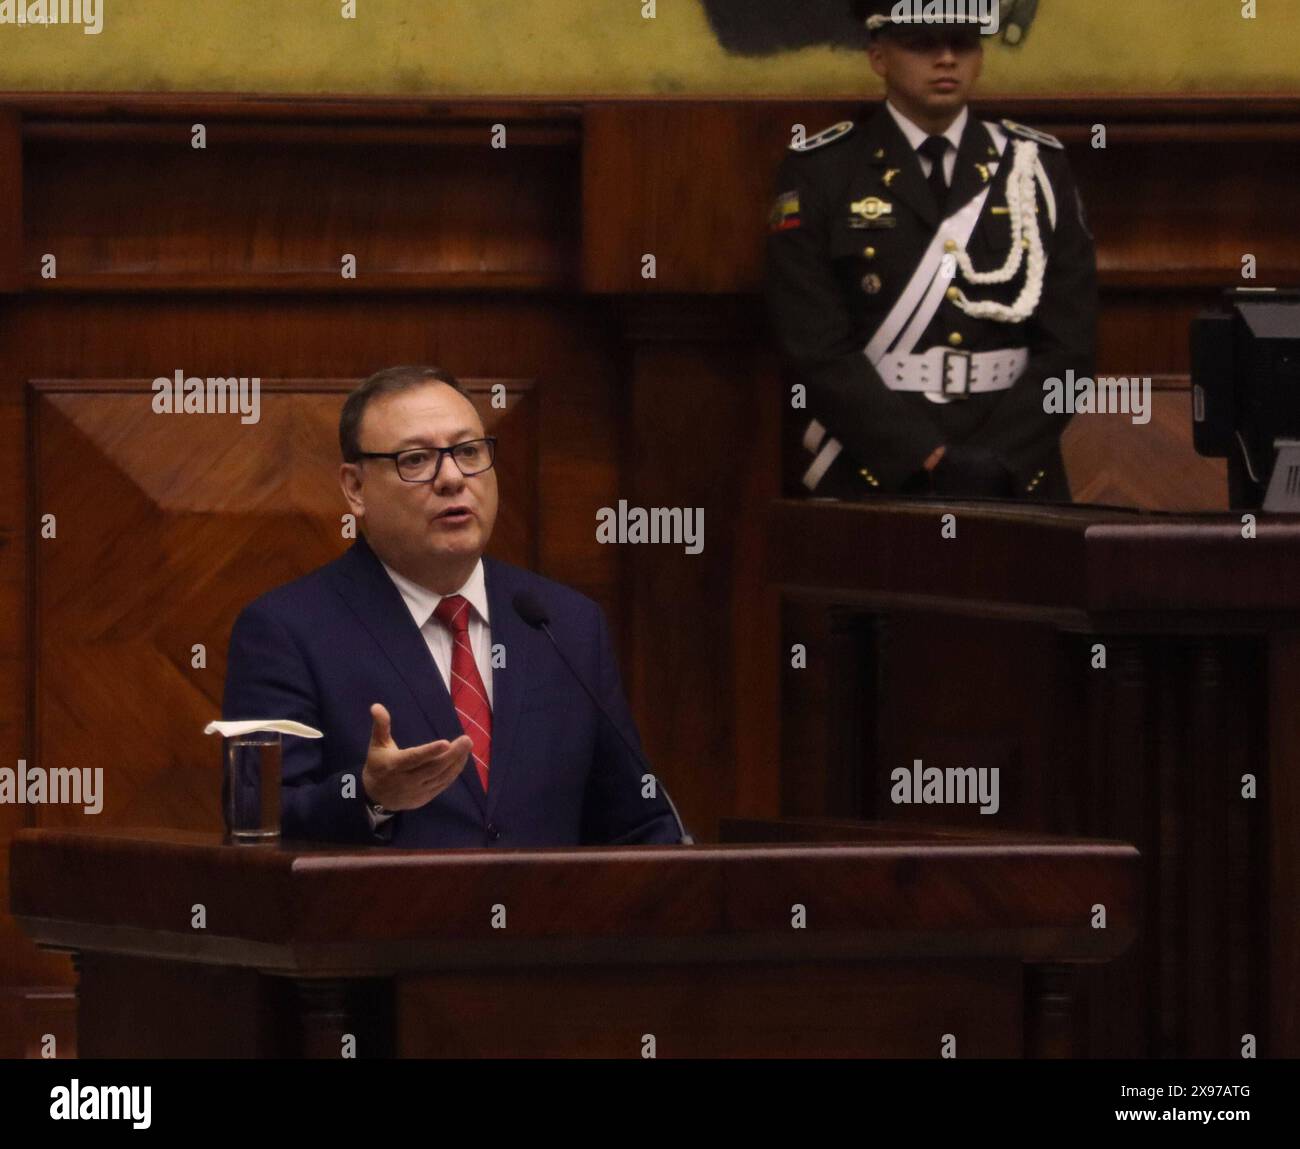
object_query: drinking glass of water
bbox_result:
[222,732,282,843]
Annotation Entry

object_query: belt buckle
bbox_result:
[941,348,972,398]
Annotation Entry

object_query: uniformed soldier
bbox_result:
[766,0,1097,501]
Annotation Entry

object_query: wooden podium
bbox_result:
[769,498,1300,1058]
[11,826,1136,1058]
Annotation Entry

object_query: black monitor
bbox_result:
[1192,288,1300,510]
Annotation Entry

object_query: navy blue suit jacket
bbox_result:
[221,535,681,848]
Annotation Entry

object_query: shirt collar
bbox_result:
[885,100,968,156]
[380,556,490,631]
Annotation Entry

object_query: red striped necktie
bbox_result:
[433,594,491,791]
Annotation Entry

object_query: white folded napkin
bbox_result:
[203,719,323,739]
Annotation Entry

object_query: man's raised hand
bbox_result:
[360,702,472,811]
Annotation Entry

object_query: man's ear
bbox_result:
[867,42,888,82]
[339,462,365,515]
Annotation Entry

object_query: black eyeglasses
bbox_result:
[354,437,497,483]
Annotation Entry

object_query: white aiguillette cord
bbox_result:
[204,719,323,739]
[864,183,994,365]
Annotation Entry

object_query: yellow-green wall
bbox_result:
[1,0,1297,96]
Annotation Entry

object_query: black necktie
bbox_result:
[919,136,951,216]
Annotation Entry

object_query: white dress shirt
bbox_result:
[886,100,968,186]
[380,557,494,707]
[364,558,493,831]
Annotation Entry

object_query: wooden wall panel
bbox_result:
[0,104,31,993]
[622,300,781,838]
[0,351,31,990]
[1097,293,1208,373]
[583,102,807,294]
[1081,133,1300,288]
[0,109,19,292]
[1,294,622,603]
[24,121,580,292]
[0,113,22,990]
[0,986,74,1059]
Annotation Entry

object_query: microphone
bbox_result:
[512,590,694,845]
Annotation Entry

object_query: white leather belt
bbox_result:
[878,347,1028,398]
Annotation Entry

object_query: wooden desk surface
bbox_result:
[769,498,1300,629]
[11,826,1138,975]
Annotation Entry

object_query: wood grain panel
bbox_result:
[12,827,1138,1057]
[11,827,1140,953]
[871,616,1069,833]
[1062,381,1228,511]
[623,299,778,840]
[24,135,579,291]
[400,960,1022,1058]
[1,295,622,610]
[1099,294,1212,374]
[0,109,20,293]
[0,986,75,1059]
[0,322,34,990]
[0,113,22,981]
[583,102,811,293]
[1079,135,1300,287]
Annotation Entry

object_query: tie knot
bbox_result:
[919,135,950,163]
[433,594,471,633]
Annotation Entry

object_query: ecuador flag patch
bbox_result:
[769,190,802,233]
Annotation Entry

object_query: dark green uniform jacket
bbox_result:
[765,104,1097,501]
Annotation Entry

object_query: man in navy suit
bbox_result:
[222,365,682,847]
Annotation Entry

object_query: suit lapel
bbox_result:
[482,558,530,822]
[864,106,937,229]
[946,117,998,218]
[330,535,487,815]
